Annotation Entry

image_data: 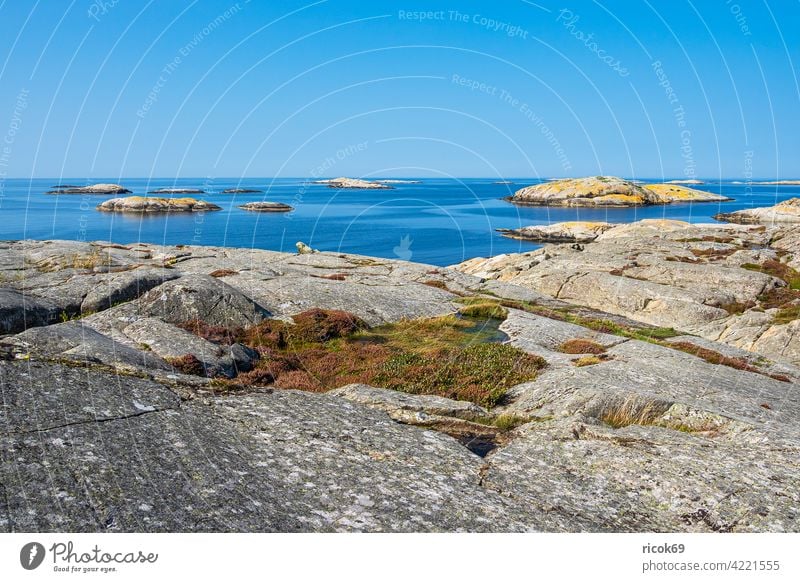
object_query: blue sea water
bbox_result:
[0,178,798,266]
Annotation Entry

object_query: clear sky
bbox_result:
[0,0,798,179]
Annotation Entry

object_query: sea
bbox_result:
[0,178,797,267]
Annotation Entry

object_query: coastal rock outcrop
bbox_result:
[497,221,613,243]
[714,198,800,224]
[509,176,729,207]
[239,201,293,212]
[2,238,800,532]
[97,196,222,213]
[222,188,263,193]
[46,183,131,194]
[456,219,800,366]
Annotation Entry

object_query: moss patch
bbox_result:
[573,355,602,367]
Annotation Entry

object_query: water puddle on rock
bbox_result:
[457,315,509,344]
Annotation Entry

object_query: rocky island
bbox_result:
[222,188,264,194]
[97,196,222,213]
[46,183,132,195]
[238,201,293,212]
[509,176,730,207]
[148,188,206,194]
[1,223,799,532]
[315,177,394,189]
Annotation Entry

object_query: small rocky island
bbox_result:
[97,196,222,213]
[222,188,263,194]
[509,176,730,207]
[1,207,799,531]
[238,201,293,212]
[46,183,132,194]
[315,177,394,189]
[715,198,800,224]
[148,188,206,194]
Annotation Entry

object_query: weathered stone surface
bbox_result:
[454,220,800,364]
[0,289,61,334]
[330,384,488,419]
[97,197,221,213]
[485,305,800,531]
[135,274,270,327]
[238,201,293,212]
[121,316,256,377]
[80,267,178,313]
[715,197,800,224]
[0,360,547,532]
[0,321,171,371]
[509,177,729,207]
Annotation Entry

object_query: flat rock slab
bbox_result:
[0,360,546,532]
[330,383,488,419]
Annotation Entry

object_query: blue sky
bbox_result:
[0,0,798,179]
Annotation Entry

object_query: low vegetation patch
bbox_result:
[166,354,206,376]
[181,308,545,408]
[457,297,509,319]
[690,247,736,260]
[573,355,602,367]
[558,338,606,354]
[670,341,789,382]
[742,259,800,289]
